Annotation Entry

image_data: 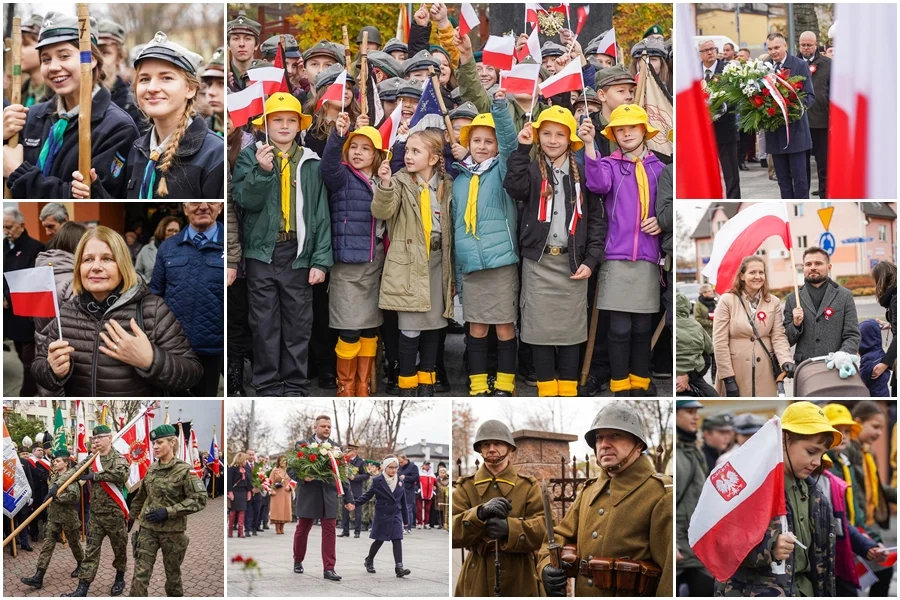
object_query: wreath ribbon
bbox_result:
[761,73,806,149]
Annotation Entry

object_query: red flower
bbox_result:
[299,443,307,448]
[296,451,305,459]
[231,555,245,563]
[767,107,776,116]
[309,454,318,461]
[751,95,764,107]
[761,88,770,96]
[793,81,803,90]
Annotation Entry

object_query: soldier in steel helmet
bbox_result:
[538,403,673,596]
[452,420,545,596]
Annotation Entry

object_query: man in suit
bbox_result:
[699,40,741,199]
[397,455,419,534]
[764,32,816,198]
[798,31,831,198]
[338,443,369,538]
[292,415,343,581]
[782,246,860,364]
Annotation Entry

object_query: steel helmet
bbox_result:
[473,420,516,453]
[584,403,649,449]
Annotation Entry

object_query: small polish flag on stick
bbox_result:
[226,81,265,128]
[525,3,543,30]
[459,3,479,37]
[482,35,516,71]
[378,103,404,152]
[246,66,289,95]
[538,57,584,97]
[4,266,61,338]
[595,28,617,59]
[516,24,541,62]
[575,6,590,37]
[316,69,348,111]
[499,63,541,95]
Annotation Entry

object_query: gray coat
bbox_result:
[292,436,344,519]
[782,279,860,363]
[134,239,159,283]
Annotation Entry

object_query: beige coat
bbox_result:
[268,467,293,523]
[713,291,793,397]
[371,170,454,317]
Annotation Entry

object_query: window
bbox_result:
[879,225,887,241]
[89,420,95,429]
[39,400,47,407]
[794,204,804,216]
[715,219,727,232]
[797,235,808,248]
[819,202,832,208]
[757,249,766,256]
[59,400,66,409]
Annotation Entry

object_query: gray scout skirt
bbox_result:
[595,259,660,313]
[461,263,519,324]
[397,241,446,332]
[328,243,385,330]
[520,253,587,345]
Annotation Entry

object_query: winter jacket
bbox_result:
[859,319,890,396]
[3,230,45,341]
[695,296,716,337]
[878,285,896,367]
[675,427,710,574]
[389,138,461,179]
[6,87,139,199]
[782,279,860,363]
[584,149,665,265]
[226,184,242,270]
[320,128,381,264]
[92,116,224,199]
[451,99,519,282]
[134,239,159,283]
[31,283,203,397]
[371,169,454,316]
[503,142,606,275]
[818,470,876,589]
[656,163,673,258]
[676,293,712,376]
[150,226,225,356]
[232,144,333,272]
[352,474,409,541]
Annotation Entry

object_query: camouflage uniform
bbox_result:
[36,469,85,571]
[78,449,130,582]
[128,457,208,596]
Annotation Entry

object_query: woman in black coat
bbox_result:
[346,456,410,577]
[227,452,251,538]
[873,261,897,396]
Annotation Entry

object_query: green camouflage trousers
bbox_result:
[80,513,127,582]
[128,528,190,597]
[36,520,84,571]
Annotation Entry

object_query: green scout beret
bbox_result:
[92,425,112,436]
[149,424,178,441]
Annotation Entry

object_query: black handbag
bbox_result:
[739,297,783,381]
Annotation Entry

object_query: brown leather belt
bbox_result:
[544,245,568,255]
[576,557,662,596]
[276,231,297,242]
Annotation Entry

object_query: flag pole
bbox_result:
[263,89,269,147]
[784,203,800,300]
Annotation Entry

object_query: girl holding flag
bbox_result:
[304,65,360,158]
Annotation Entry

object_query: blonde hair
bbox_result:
[307,84,361,142]
[72,226,139,296]
[231,452,249,467]
[407,128,446,204]
[132,64,201,197]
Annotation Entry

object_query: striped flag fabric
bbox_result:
[3,421,33,518]
[93,452,129,518]
[499,63,542,95]
[482,35,516,71]
[377,103,404,151]
[246,66,289,96]
[227,81,265,128]
[316,69,349,111]
[3,266,58,318]
[459,3,479,37]
[538,58,583,98]
[208,429,220,475]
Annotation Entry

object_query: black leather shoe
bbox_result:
[446,318,465,334]
[364,557,376,573]
[294,562,304,574]
[318,375,337,390]
[251,530,258,536]
[395,563,411,577]
[21,544,33,552]
[354,532,360,538]
[738,161,749,171]
[110,570,126,596]
[338,531,350,537]
[324,570,342,581]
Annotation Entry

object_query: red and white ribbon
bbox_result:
[328,451,344,496]
[538,180,552,223]
[757,310,767,327]
[568,184,583,235]
[761,72,806,149]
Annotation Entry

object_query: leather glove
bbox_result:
[80,471,94,481]
[542,562,572,597]
[145,508,169,523]
[43,484,59,503]
[781,362,796,378]
[127,518,135,533]
[484,517,509,541]
[723,376,740,397]
[476,497,512,521]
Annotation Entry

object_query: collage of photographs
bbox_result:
[0,0,896,598]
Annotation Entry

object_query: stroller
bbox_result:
[792,356,870,397]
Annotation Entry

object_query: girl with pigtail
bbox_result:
[303,64,362,159]
[72,31,224,199]
[371,128,454,397]
[503,106,606,397]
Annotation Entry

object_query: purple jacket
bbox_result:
[584,150,665,265]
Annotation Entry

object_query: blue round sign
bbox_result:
[819,231,836,256]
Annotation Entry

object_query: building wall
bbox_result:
[6,400,102,447]
[696,9,769,47]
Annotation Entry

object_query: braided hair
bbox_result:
[408,128,446,203]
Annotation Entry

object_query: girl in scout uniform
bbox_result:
[321,112,387,396]
[304,64,360,159]
[232,93,332,397]
[581,104,667,396]
[503,106,605,397]
[71,32,224,199]
[451,90,519,396]
[372,128,453,397]
[2,12,139,199]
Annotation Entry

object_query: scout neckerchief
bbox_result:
[623,145,650,222]
[37,85,99,175]
[92,452,129,518]
[836,453,856,525]
[416,173,438,259]
[862,446,880,526]
[461,155,498,239]
[139,117,194,199]
[277,144,301,233]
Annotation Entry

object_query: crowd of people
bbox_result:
[226,4,675,398]
[3,202,225,397]
[677,248,896,397]
[676,400,897,596]
[2,10,224,199]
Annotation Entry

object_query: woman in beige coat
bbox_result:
[713,256,794,397]
[268,456,293,534]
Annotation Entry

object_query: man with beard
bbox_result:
[797,31,831,197]
[783,246,860,364]
[452,420,544,596]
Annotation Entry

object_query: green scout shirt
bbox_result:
[785,471,814,597]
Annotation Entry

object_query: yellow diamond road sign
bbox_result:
[818,206,834,231]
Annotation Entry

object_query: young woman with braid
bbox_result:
[72,32,224,199]
[503,106,606,397]
[371,128,454,397]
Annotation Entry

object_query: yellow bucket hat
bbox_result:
[601,104,659,142]
[823,403,862,439]
[342,126,384,153]
[459,113,495,148]
[781,401,843,449]
[252,93,312,131]
[531,105,583,152]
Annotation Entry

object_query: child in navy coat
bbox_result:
[859,319,891,397]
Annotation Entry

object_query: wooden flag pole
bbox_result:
[360,31,369,117]
[342,26,352,70]
[76,4,93,198]
[429,68,455,144]
[4,18,22,198]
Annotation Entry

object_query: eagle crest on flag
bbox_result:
[712,462,747,501]
[126,439,150,469]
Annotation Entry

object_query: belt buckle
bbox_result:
[548,246,561,256]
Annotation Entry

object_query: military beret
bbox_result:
[53,449,71,459]
[541,41,567,59]
[314,63,355,90]
[449,101,478,121]
[21,14,44,36]
[377,77,404,101]
[367,51,403,79]
[97,18,126,46]
[135,32,204,76]
[92,425,112,436]
[149,424,178,441]
[473,50,483,63]
[227,11,261,38]
[403,49,440,75]
[383,38,408,56]
[303,40,346,67]
[702,413,734,431]
[595,64,636,89]
[397,78,424,100]
[643,24,664,39]
[37,12,98,50]
[261,34,300,59]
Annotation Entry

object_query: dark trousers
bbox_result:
[676,370,719,397]
[14,341,37,397]
[869,565,895,597]
[341,502,362,534]
[246,242,313,396]
[739,131,756,161]
[260,494,270,527]
[416,497,432,526]
[191,353,222,397]
[227,277,253,359]
[404,492,416,530]
[807,127,829,196]
[246,493,262,530]
[676,567,715,597]
[294,517,336,570]
[772,151,809,198]
[309,273,336,379]
[718,141,742,199]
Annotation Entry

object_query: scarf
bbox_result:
[698,295,717,314]
[624,149,650,221]
[419,181,433,259]
[37,116,70,176]
[862,448,880,526]
[278,150,292,232]
[382,456,399,492]
[139,150,160,199]
[78,284,124,317]
[462,156,497,238]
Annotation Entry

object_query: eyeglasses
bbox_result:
[700,47,717,54]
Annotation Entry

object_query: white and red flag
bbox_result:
[538,57,583,98]
[827,3,897,199]
[112,406,153,491]
[459,3,479,37]
[575,6,590,37]
[227,81,265,128]
[701,203,792,295]
[3,266,58,319]
[246,66,289,96]
[74,400,89,461]
[377,103,404,151]
[524,3,543,29]
[499,63,541,95]
[316,69,348,111]
[516,24,541,63]
[189,428,203,478]
[688,416,786,582]
[594,28,617,59]
[482,35,516,71]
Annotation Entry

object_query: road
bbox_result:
[739,156,822,200]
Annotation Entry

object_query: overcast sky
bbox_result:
[150,400,223,447]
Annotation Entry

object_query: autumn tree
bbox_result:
[623,399,674,473]
[452,402,477,472]
[612,3,673,66]
[283,4,402,53]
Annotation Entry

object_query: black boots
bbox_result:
[63,581,90,597]
[227,356,245,396]
[395,562,411,577]
[71,562,81,578]
[364,556,376,573]
[21,568,45,589]
[338,530,350,538]
[294,562,304,574]
[111,570,126,596]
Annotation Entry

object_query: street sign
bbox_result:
[840,237,874,244]
[817,206,834,230]
[819,232,836,256]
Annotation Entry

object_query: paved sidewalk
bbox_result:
[739,156,821,199]
[227,523,449,597]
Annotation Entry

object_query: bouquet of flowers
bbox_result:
[288,442,357,484]
[705,59,807,135]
